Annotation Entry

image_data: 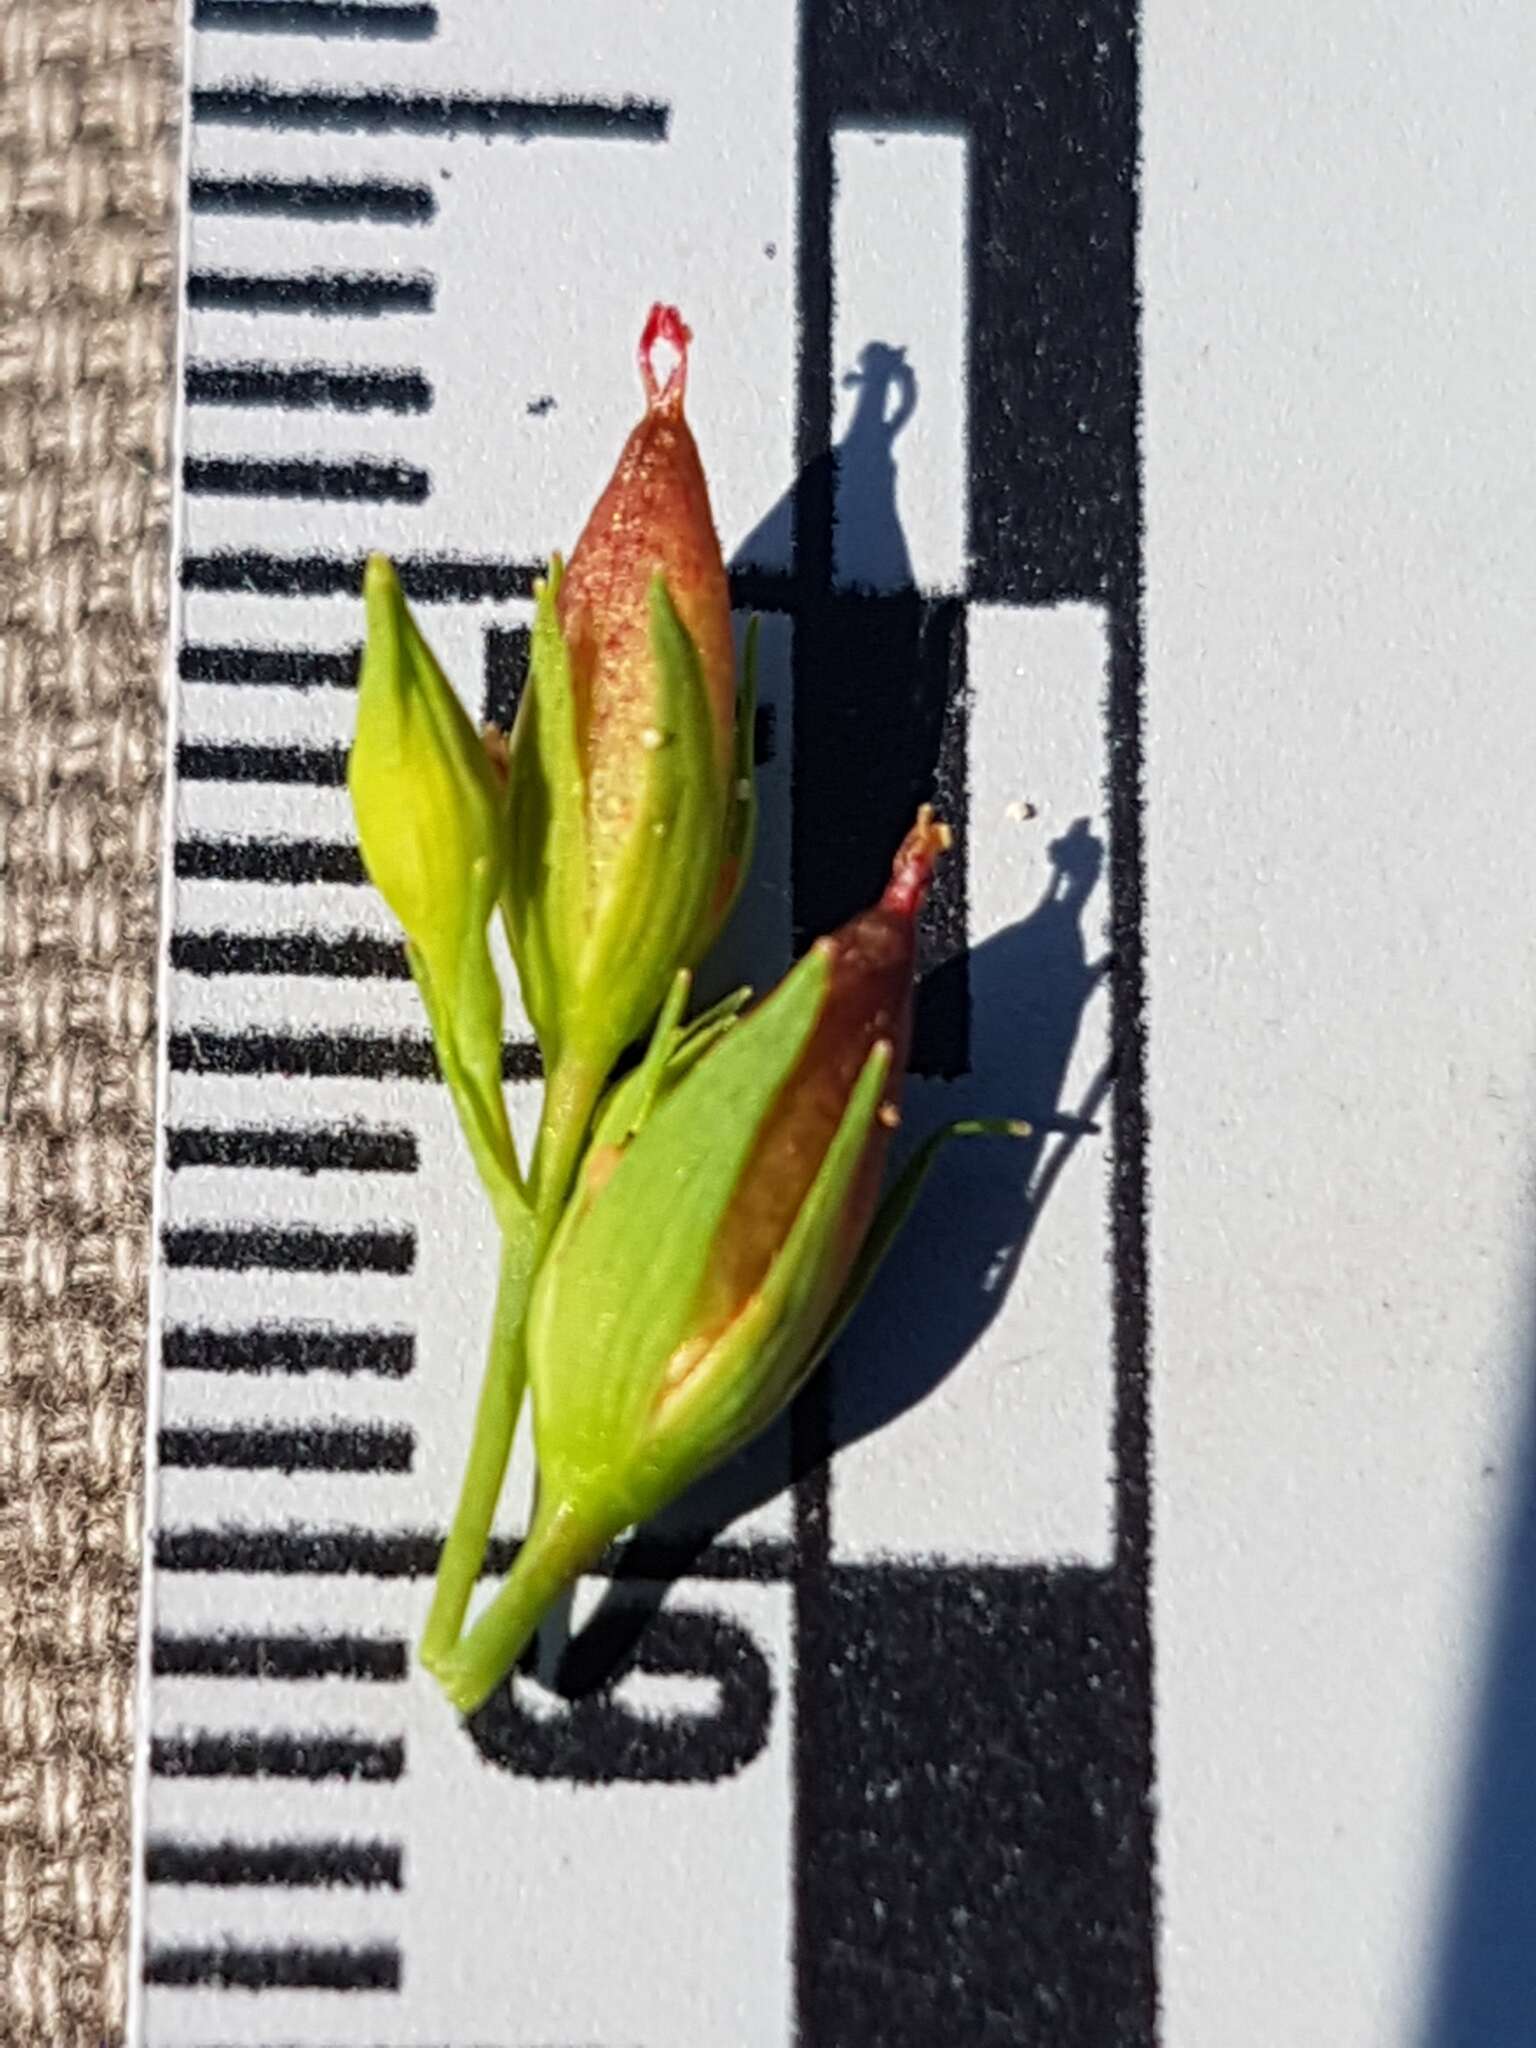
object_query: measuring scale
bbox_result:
[130,2,1151,2042]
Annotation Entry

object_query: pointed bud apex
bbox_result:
[501,308,754,1074]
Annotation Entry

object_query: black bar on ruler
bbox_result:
[179,550,535,601]
[166,1027,542,1082]
[183,455,430,504]
[152,1523,796,1582]
[169,931,408,979]
[189,174,435,222]
[176,739,346,784]
[482,623,530,730]
[192,84,669,141]
[179,641,359,686]
[145,1836,403,1888]
[158,1423,415,1474]
[193,0,438,36]
[784,6,1158,2043]
[186,269,433,315]
[142,1941,402,1990]
[752,701,777,765]
[166,1122,412,1174]
[174,837,366,885]
[152,1631,408,1680]
[185,361,431,412]
[163,1324,414,1376]
[160,1226,415,1274]
[150,1731,404,1780]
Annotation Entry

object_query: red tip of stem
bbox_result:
[638,303,693,409]
[882,804,952,918]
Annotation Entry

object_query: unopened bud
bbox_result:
[440,810,994,1711]
[501,306,755,1078]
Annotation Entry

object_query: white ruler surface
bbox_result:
[132,4,1150,2045]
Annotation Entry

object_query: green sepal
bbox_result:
[527,942,832,1512]
[698,613,759,950]
[643,1038,892,1499]
[501,557,588,1066]
[807,1116,1032,1369]
[586,968,695,1156]
[586,971,754,1158]
[568,575,730,1066]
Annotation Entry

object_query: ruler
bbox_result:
[131,2,1151,2043]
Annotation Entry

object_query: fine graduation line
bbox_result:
[193,0,438,36]
[184,362,431,412]
[161,1226,415,1274]
[152,1631,408,1680]
[163,1325,413,1376]
[176,549,799,608]
[145,1836,403,1889]
[177,739,345,784]
[153,1524,797,1582]
[189,174,435,222]
[179,642,358,686]
[187,269,433,315]
[166,1122,411,1172]
[174,838,366,885]
[191,84,670,142]
[142,1940,401,1990]
[180,551,533,601]
[183,456,430,504]
[169,931,408,979]
[158,1423,415,1474]
[165,1028,543,1082]
[150,1732,404,1780]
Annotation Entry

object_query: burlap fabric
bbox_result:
[0,5,176,2042]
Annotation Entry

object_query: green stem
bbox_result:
[531,1050,604,1218]
[436,1494,610,1715]
[418,1217,536,1672]
[419,1050,603,1687]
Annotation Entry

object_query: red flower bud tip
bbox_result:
[558,303,735,867]
[637,302,693,410]
[882,803,951,918]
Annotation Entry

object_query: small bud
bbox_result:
[348,554,508,1004]
[440,809,996,1711]
[347,554,522,1216]
[501,306,755,1080]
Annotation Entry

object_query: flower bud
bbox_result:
[502,306,754,1080]
[440,811,997,1712]
[348,553,522,1213]
[349,554,508,999]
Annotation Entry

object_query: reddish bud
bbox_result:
[557,304,735,880]
[689,805,949,1347]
